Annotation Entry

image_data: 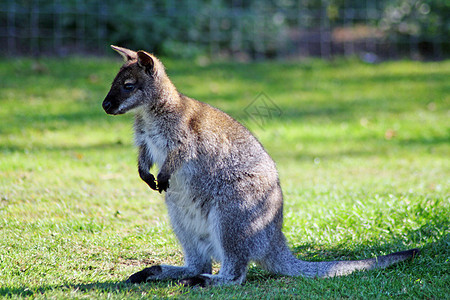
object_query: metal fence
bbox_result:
[0,0,447,60]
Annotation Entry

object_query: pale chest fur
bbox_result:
[134,112,168,168]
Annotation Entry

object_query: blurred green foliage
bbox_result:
[2,0,448,58]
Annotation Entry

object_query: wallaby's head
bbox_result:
[102,45,163,115]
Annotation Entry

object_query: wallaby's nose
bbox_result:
[102,100,112,112]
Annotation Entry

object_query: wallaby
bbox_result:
[102,45,419,287]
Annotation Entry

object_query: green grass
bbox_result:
[0,56,449,299]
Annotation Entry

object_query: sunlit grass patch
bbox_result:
[0,57,448,299]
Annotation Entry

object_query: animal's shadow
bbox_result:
[2,228,447,297]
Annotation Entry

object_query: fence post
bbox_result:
[209,0,220,58]
[344,7,355,56]
[98,1,108,55]
[54,0,62,56]
[365,0,377,55]
[320,0,331,58]
[30,0,40,56]
[7,0,16,55]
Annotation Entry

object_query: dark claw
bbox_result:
[157,173,170,193]
[139,169,158,191]
[127,266,162,284]
[179,275,208,287]
[147,176,158,191]
[157,181,169,193]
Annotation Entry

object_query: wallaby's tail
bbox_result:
[304,248,420,278]
[267,248,420,278]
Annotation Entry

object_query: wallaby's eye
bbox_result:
[123,83,135,91]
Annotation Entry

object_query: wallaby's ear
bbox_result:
[137,51,156,75]
[111,45,137,61]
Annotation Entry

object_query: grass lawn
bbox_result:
[0,56,448,299]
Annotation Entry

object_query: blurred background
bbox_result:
[0,0,448,60]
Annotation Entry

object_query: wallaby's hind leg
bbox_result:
[181,252,249,287]
[255,232,302,276]
[127,237,212,283]
[127,201,212,283]
[180,203,257,287]
[127,262,212,284]
[127,238,212,283]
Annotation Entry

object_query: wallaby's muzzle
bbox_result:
[102,99,113,114]
[102,92,123,115]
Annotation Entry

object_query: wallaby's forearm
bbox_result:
[138,145,157,190]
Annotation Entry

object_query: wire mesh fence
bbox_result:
[0,0,448,60]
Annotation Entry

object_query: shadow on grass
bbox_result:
[0,281,131,297]
[2,235,447,297]
[398,136,449,146]
[0,141,130,154]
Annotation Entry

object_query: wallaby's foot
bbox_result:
[179,275,209,287]
[126,265,162,284]
[180,273,245,287]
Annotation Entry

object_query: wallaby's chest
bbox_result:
[135,119,168,167]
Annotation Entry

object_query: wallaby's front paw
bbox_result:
[126,265,163,284]
[146,173,158,190]
[157,173,170,193]
[139,168,158,191]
